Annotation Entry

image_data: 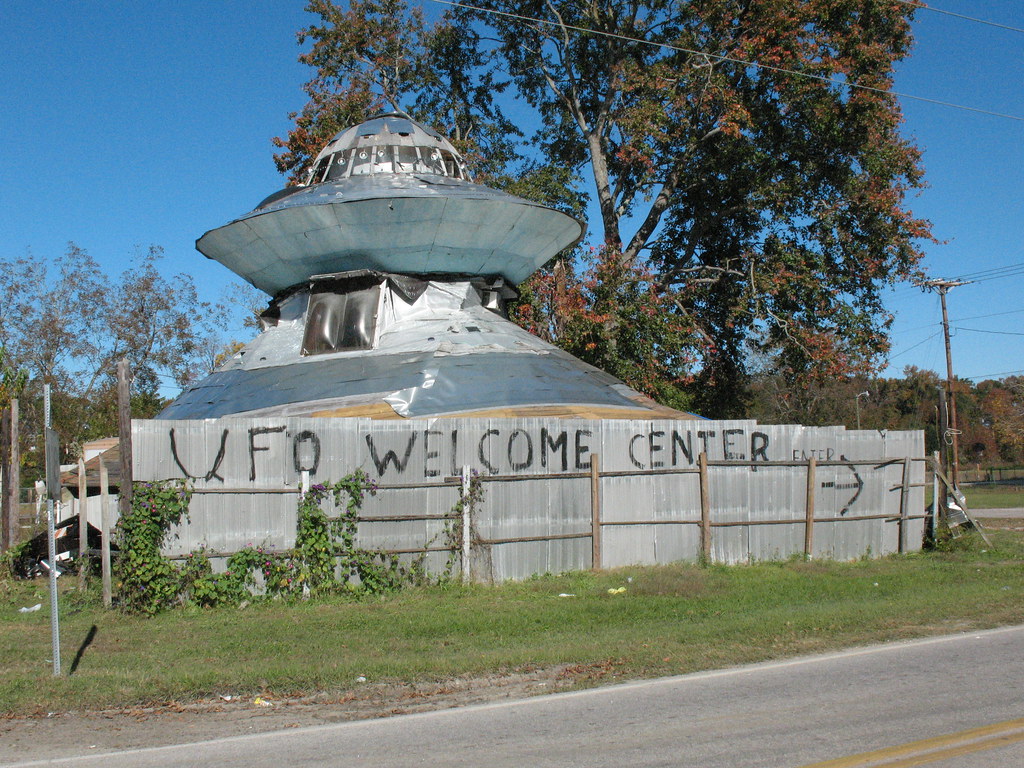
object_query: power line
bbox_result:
[963,368,1024,381]
[886,329,942,361]
[954,326,1024,337]
[430,0,1024,122]
[950,263,1024,280]
[891,264,1024,296]
[897,307,1024,335]
[949,261,1024,283]
[965,269,1024,285]
[895,0,1024,35]
[955,308,1024,323]
[889,263,1024,302]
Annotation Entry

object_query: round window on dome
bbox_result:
[350,149,372,175]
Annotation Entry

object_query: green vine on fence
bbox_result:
[115,480,193,615]
[120,470,419,614]
[440,470,484,582]
[293,472,407,593]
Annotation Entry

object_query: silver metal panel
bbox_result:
[133,419,925,579]
[159,280,678,422]
[159,350,649,421]
[198,179,583,295]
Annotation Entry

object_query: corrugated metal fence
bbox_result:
[133,418,926,581]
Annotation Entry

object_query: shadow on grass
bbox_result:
[69,625,98,675]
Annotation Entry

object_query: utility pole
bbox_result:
[855,390,869,430]
[921,278,969,489]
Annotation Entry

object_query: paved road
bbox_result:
[974,508,1024,518]
[8,626,1024,768]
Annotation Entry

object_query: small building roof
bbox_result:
[60,442,122,497]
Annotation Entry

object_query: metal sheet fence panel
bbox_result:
[602,475,651,567]
[479,473,591,581]
[651,473,701,564]
[746,464,803,562]
[132,418,925,580]
[356,486,458,555]
[709,465,746,564]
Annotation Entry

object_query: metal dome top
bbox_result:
[304,112,468,185]
[196,111,584,295]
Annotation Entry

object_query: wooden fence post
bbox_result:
[899,456,911,554]
[590,453,602,570]
[461,465,472,585]
[804,456,816,558]
[117,360,133,523]
[99,457,112,608]
[699,452,712,563]
[78,456,88,588]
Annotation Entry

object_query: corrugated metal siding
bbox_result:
[134,417,926,578]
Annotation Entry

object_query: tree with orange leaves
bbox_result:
[277,0,933,416]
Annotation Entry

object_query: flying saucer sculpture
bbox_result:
[159,113,697,421]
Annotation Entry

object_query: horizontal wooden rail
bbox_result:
[478,531,592,546]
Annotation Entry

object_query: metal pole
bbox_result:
[44,385,61,676]
[9,398,18,549]
[855,391,868,431]
[1,407,9,552]
[931,450,940,543]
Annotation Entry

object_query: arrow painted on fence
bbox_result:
[820,454,863,516]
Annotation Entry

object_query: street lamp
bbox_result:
[855,391,869,430]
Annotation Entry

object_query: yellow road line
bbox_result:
[797,716,1024,767]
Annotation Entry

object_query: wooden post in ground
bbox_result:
[899,457,911,554]
[590,454,602,570]
[804,456,817,558]
[461,465,471,585]
[78,456,88,589]
[117,360,133,523]
[698,452,712,563]
[99,457,112,608]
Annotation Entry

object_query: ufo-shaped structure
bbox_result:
[159,113,697,421]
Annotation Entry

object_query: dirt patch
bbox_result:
[0,666,581,763]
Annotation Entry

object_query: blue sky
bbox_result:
[1,1,1022,394]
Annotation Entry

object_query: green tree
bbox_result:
[516,247,698,412]
[0,347,28,409]
[279,0,933,416]
[978,377,1024,465]
[273,0,524,184]
[0,244,231,462]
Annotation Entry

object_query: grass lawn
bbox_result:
[3,528,1024,717]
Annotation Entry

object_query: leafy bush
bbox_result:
[115,481,192,615]
[116,470,415,614]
